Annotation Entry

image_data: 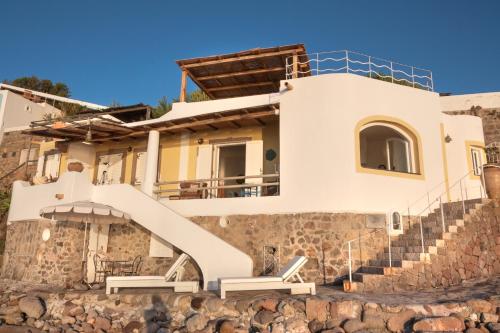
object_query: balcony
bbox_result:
[286,50,434,91]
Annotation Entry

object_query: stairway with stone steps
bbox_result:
[343,198,492,292]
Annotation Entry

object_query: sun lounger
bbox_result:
[106,253,199,294]
[218,256,316,299]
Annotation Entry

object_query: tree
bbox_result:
[3,76,70,97]
[151,90,210,118]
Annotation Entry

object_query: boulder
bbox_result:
[386,309,416,332]
[467,299,492,314]
[277,301,295,317]
[480,312,499,323]
[362,314,385,330]
[322,328,345,333]
[18,296,45,319]
[413,316,465,332]
[254,310,276,326]
[94,316,112,331]
[255,298,279,312]
[271,322,285,333]
[205,297,224,313]
[465,328,484,333]
[219,320,235,333]
[123,320,144,333]
[342,319,365,333]
[285,318,309,333]
[308,319,324,333]
[330,301,362,321]
[186,314,208,332]
[306,298,330,322]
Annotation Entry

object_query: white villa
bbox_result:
[2,44,497,293]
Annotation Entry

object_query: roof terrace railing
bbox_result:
[286,50,434,91]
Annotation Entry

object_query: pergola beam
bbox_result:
[206,82,274,92]
[197,67,285,81]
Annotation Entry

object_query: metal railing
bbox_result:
[286,50,434,91]
[154,173,280,199]
[344,165,487,285]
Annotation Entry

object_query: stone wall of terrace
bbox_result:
[190,212,389,284]
[444,107,500,146]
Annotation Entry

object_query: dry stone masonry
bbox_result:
[0,278,499,333]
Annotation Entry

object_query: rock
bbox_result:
[322,328,345,333]
[362,314,385,330]
[235,299,252,313]
[60,316,76,325]
[386,309,415,332]
[467,299,493,314]
[277,302,295,317]
[157,329,171,333]
[330,301,362,321]
[186,314,208,332]
[219,320,235,333]
[206,298,224,313]
[18,296,45,319]
[308,319,324,333]
[94,316,112,331]
[3,312,25,325]
[306,298,330,321]
[33,319,45,329]
[486,322,500,332]
[191,297,206,310]
[255,299,279,312]
[480,312,499,323]
[285,318,309,333]
[80,322,94,333]
[271,322,285,333]
[254,310,276,326]
[72,282,89,291]
[465,319,477,328]
[413,316,465,332]
[123,321,144,333]
[465,328,484,333]
[342,319,365,333]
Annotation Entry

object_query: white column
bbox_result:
[142,130,173,258]
[141,130,160,197]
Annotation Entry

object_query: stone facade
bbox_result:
[191,213,388,284]
[445,107,500,145]
[1,219,199,288]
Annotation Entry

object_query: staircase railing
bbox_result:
[344,165,487,285]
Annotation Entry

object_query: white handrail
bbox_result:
[286,50,433,91]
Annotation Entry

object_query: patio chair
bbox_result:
[120,256,143,276]
[105,253,199,294]
[93,253,112,283]
[218,256,315,299]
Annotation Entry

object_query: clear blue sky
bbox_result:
[1,1,499,106]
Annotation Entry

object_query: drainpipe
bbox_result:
[141,130,159,197]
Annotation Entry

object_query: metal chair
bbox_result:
[121,256,143,276]
[93,253,112,283]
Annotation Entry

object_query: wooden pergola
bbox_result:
[176,44,311,100]
[24,104,279,143]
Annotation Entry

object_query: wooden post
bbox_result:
[292,54,298,79]
[180,69,187,102]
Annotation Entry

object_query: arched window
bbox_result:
[357,118,423,176]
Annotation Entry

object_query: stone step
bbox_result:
[368,259,415,268]
[377,252,429,261]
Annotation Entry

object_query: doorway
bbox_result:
[216,144,246,198]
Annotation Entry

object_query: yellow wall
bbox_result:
[48,123,273,186]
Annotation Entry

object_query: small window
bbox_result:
[471,147,483,176]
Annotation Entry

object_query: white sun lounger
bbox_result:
[218,256,316,299]
[106,253,199,294]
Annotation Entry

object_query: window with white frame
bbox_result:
[470,147,483,176]
[359,123,419,174]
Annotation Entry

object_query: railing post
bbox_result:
[348,241,352,284]
[387,216,392,268]
[439,196,446,233]
[419,216,425,253]
[411,66,415,88]
[390,61,394,83]
[427,192,432,214]
[316,53,319,76]
[345,50,349,73]
[459,179,466,217]
[429,71,434,91]
[368,56,372,78]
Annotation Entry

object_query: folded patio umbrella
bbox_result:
[40,200,131,225]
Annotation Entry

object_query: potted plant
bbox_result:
[483,144,500,199]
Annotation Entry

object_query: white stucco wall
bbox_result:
[440,92,500,111]
[163,74,485,216]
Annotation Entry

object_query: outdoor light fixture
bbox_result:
[197,138,204,144]
[284,82,293,90]
[445,134,452,143]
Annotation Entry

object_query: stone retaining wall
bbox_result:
[0,278,499,333]
[191,213,388,284]
[444,107,499,145]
